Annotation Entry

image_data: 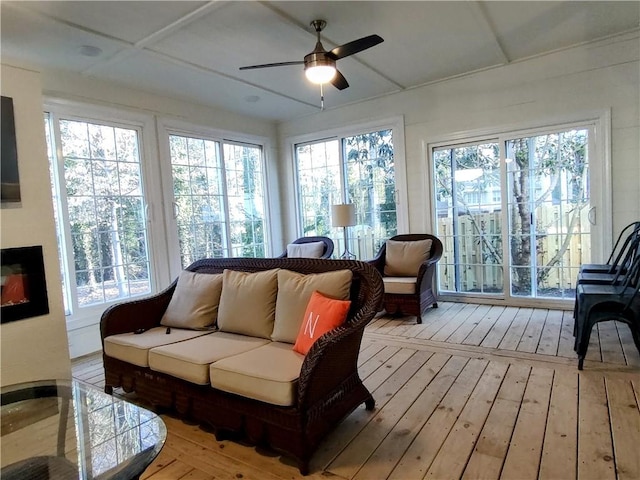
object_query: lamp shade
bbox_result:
[331,204,356,227]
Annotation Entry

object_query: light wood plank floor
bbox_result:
[72,302,640,480]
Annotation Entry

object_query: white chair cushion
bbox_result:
[103,327,211,367]
[384,239,432,277]
[148,332,270,385]
[286,241,325,258]
[383,276,417,295]
[209,342,304,406]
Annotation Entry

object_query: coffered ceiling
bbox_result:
[2,1,638,122]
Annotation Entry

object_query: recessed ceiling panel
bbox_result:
[10,1,208,44]
[1,4,126,72]
[268,1,508,86]
[148,1,397,108]
[96,50,316,121]
[482,1,640,60]
[151,2,314,76]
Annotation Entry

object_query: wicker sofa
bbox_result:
[100,257,383,475]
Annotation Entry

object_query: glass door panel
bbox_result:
[506,128,590,299]
[434,142,503,294]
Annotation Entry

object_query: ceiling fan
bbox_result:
[239,19,384,90]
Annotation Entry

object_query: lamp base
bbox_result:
[340,249,356,260]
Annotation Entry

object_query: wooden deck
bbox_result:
[72,302,640,480]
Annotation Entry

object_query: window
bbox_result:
[46,105,271,323]
[432,118,608,305]
[293,119,405,259]
[167,133,268,268]
[46,113,152,314]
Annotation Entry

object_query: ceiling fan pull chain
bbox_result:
[320,83,325,111]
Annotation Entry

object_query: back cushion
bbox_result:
[286,241,325,258]
[217,269,279,339]
[160,271,223,330]
[272,269,353,343]
[384,239,433,277]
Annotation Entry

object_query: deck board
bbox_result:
[72,301,640,480]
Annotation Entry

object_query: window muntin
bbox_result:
[434,142,503,295]
[506,129,590,299]
[295,140,341,238]
[46,115,151,312]
[168,134,267,267]
[294,128,398,259]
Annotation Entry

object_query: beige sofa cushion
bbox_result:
[286,241,325,258]
[160,271,223,330]
[217,269,279,339]
[272,269,353,343]
[384,239,433,277]
[148,332,270,385]
[104,327,211,367]
[383,277,417,295]
[209,342,304,406]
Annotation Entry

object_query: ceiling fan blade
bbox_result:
[239,61,304,70]
[328,35,383,60]
[331,70,349,90]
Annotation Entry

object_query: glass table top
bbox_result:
[1,379,166,479]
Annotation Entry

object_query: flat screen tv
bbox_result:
[1,95,21,204]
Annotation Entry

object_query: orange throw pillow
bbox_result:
[293,291,351,355]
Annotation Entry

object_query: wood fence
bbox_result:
[437,205,590,295]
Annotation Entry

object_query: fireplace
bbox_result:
[1,246,49,323]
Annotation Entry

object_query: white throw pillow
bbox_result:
[286,241,325,258]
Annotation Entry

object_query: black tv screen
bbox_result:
[1,95,21,203]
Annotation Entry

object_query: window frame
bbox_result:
[156,118,274,279]
[285,116,408,242]
[44,99,169,330]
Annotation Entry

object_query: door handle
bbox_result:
[588,206,596,225]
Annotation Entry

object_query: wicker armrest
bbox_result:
[100,283,176,342]
[297,323,365,408]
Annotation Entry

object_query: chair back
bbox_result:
[378,234,443,264]
[608,221,640,271]
[612,231,640,283]
[278,236,334,259]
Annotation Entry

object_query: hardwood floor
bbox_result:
[72,302,640,480]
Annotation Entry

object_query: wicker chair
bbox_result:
[368,234,443,324]
[278,236,334,259]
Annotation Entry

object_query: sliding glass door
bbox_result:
[433,123,599,303]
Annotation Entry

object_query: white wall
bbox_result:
[1,64,72,385]
[278,31,640,246]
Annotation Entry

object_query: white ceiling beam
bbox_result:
[467,1,511,64]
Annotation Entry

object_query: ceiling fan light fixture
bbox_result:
[305,64,337,84]
[304,52,336,84]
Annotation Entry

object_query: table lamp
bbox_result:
[331,203,356,259]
